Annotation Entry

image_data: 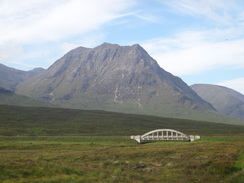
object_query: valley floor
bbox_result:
[0,137,243,183]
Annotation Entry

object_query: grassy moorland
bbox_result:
[0,105,244,136]
[0,105,244,182]
[0,137,243,183]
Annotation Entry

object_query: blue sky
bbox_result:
[0,0,244,94]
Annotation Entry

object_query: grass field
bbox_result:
[0,105,244,136]
[0,105,244,182]
[0,137,243,183]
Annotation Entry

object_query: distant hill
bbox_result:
[191,84,244,121]
[0,87,54,107]
[0,105,243,136]
[16,43,232,123]
[0,63,45,91]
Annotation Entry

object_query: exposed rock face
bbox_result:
[0,64,45,91]
[191,84,244,121]
[17,43,223,121]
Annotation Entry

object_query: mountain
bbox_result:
[0,63,45,91]
[191,84,244,121]
[0,87,55,107]
[16,43,236,123]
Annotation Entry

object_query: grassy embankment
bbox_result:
[0,137,243,183]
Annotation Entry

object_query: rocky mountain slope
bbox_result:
[191,84,244,121]
[16,43,236,123]
[0,64,45,91]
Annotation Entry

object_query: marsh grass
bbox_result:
[0,137,243,182]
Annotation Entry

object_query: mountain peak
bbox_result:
[17,43,222,122]
[95,42,120,49]
[132,43,142,48]
[94,42,144,51]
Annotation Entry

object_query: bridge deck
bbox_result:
[141,136,188,140]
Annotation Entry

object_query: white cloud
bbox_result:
[0,42,23,60]
[0,0,134,60]
[141,29,244,76]
[134,13,159,23]
[160,0,242,26]
[218,78,244,95]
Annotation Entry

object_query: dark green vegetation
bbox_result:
[0,137,243,182]
[0,105,244,136]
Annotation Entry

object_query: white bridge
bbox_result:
[131,129,200,143]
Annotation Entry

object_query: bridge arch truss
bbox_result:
[131,129,200,143]
[141,129,189,141]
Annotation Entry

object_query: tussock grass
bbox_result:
[0,137,243,182]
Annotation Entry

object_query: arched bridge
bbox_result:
[131,129,200,143]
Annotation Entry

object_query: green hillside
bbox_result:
[0,105,243,136]
[0,88,55,108]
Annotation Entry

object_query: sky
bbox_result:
[0,0,244,94]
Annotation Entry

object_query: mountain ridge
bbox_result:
[191,84,244,121]
[0,63,45,91]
